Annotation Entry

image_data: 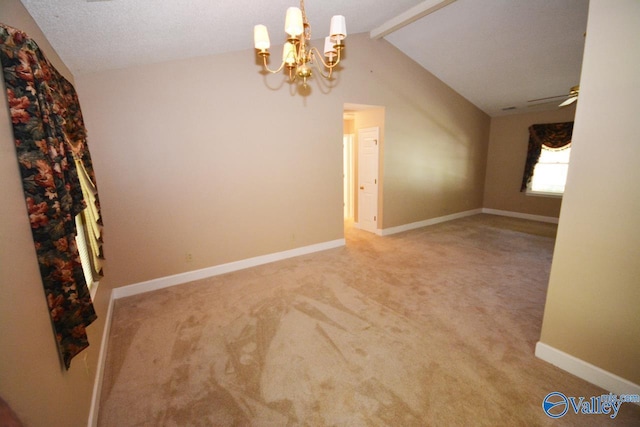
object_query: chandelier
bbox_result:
[253,0,347,88]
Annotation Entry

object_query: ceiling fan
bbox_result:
[558,85,580,106]
[527,85,580,107]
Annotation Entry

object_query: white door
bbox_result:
[357,127,379,233]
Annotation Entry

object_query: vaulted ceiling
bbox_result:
[20,0,589,116]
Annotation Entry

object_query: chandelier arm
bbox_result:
[307,51,334,80]
[254,0,344,90]
[308,46,341,73]
[261,54,288,74]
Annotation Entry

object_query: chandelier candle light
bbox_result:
[253,0,346,88]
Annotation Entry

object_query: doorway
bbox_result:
[343,103,384,235]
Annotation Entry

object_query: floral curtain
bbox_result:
[0,24,102,369]
[520,121,573,192]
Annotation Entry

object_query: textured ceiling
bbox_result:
[18,0,589,117]
[19,0,423,75]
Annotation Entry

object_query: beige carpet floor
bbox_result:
[97,214,640,426]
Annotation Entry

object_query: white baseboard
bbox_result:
[482,208,559,224]
[535,342,640,401]
[112,238,346,299]
[87,290,115,427]
[362,208,555,237]
[380,209,482,236]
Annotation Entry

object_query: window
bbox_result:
[75,213,97,296]
[528,145,571,195]
[73,158,103,298]
[520,121,573,196]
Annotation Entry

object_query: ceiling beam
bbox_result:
[370,0,457,39]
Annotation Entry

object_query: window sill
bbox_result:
[525,191,563,199]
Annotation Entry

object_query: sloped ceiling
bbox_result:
[19,0,589,117]
[384,0,589,116]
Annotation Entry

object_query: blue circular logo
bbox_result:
[543,392,569,418]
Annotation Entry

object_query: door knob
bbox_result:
[360,186,364,190]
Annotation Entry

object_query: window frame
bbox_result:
[525,144,571,198]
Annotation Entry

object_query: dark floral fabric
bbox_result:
[0,24,101,369]
[520,121,573,192]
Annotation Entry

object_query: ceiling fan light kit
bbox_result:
[253,0,346,89]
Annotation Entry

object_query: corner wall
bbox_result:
[0,1,109,426]
[539,0,640,386]
[75,33,490,290]
[484,106,576,218]
[339,35,491,229]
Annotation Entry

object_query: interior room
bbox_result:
[1,0,638,425]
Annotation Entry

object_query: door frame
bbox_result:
[343,134,355,220]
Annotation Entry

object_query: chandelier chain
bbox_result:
[300,0,311,40]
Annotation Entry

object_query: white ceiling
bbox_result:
[19,0,589,117]
[385,0,589,116]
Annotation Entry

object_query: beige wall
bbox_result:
[343,117,355,135]
[0,1,109,426]
[76,49,345,288]
[75,33,490,289]
[540,0,640,384]
[484,106,576,218]
[339,36,491,228]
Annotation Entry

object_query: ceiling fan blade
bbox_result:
[559,96,578,107]
[526,100,560,108]
[527,94,567,103]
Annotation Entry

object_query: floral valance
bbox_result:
[520,121,573,192]
[0,24,102,369]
